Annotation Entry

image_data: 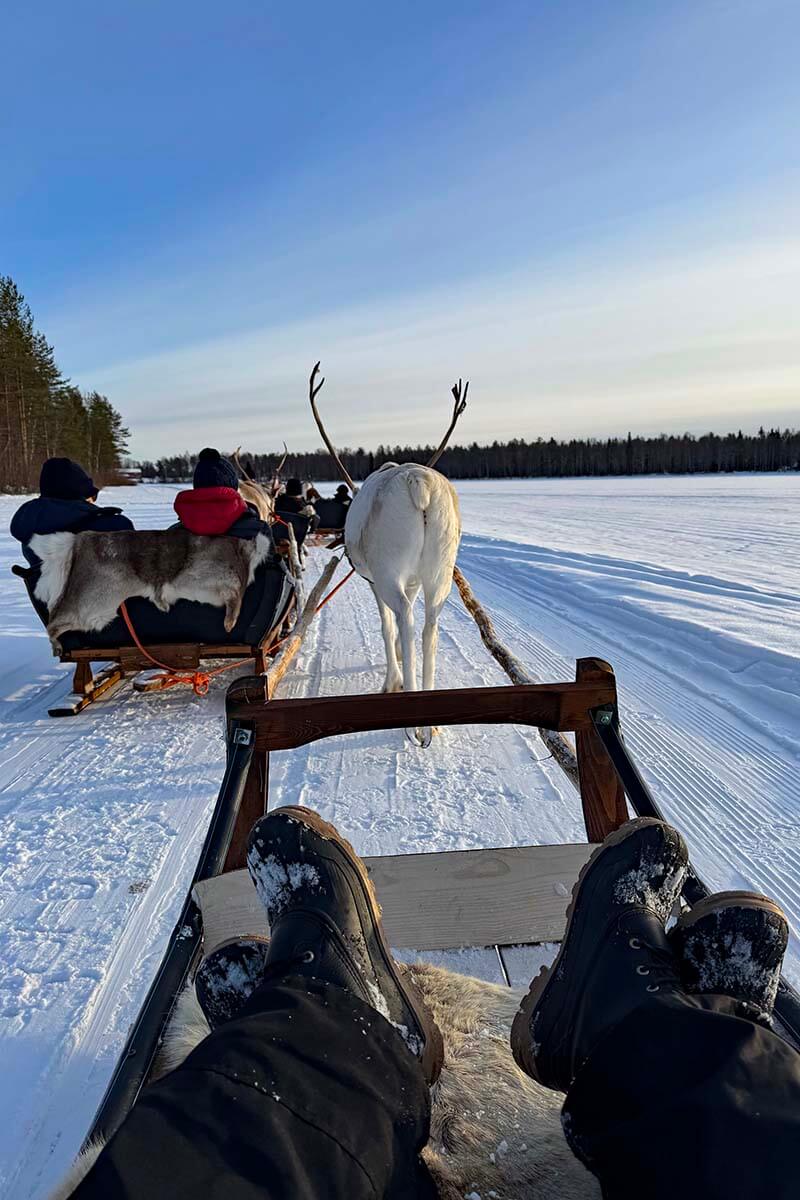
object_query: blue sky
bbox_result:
[2,0,799,458]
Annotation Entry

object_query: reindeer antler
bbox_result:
[427,378,469,468]
[308,361,356,492]
[268,441,290,498]
[274,441,289,477]
[231,445,255,482]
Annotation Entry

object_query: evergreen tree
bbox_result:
[0,275,130,492]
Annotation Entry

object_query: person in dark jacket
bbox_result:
[333,483,351,506]
[275,478,319,534]
[274,478,312,517]
[173,449,269,539]
[10,457,133,567]
[74,812,800,1200]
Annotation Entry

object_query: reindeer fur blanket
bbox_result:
[30,529,273,648]
[50,962,598,1200]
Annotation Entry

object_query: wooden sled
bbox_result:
[84,660,800,1149]
[12,554,296,717]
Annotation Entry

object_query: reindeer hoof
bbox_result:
[405,726,432,748]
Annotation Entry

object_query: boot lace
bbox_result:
[627,936,678,993]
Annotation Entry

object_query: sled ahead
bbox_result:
[12,537,296,716]
[85,662,800,1146]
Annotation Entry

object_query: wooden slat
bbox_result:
[193,842,595,955]
[227,682,617,752]
[223,750,269,872]
[366,844,593,949]
[575,658,628,840]
[66,644,255,663]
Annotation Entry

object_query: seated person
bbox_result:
[333,483,352,509]
[275,478,319,532]
[173,448,268,539]
[11,457,133,568]
[274,477,314,517]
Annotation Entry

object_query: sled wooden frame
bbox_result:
[10,557,299,717]
[87,663,800,1148]
[89,662,622,1144]
[46,607,296,718]
[219,657,622,871]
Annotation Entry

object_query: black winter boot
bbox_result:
[195,937,269,1030]
[511,817,688,1092]
[246,805,444,1084]
[670,891,788,1022]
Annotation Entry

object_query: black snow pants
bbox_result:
[563,992,800,1200]
[74,984,800,1200]
[72,977,437,1200]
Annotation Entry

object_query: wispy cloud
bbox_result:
[87,218,800,457]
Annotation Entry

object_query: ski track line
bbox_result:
[456,543,800,983]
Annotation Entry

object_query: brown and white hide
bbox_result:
[30,529,273,649]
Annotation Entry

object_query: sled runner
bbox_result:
[83,661,800,1149]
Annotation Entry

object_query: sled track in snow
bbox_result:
[457,534,800,982]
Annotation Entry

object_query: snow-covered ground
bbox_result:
[1,474,798,1197]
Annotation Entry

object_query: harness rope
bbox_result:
[118,564,355,696]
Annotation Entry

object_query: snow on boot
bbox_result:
[670,891,788,1023]
[195,938,269,1030]
[511,817,689,1093]
[246,805,444,1084]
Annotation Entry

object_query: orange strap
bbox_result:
[118,565,355,697]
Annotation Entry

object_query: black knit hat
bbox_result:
[335,484,350,499]
[39,457,98,501]
[285,478,304,497]
[193,448,239,491]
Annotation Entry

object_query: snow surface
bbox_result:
[0,474,798,1196]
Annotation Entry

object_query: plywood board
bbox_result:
[194,842,594,955]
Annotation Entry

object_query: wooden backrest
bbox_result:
[226,676,617,750]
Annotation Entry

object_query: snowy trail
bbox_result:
[455,476,800,982]
[0,475,798,1197]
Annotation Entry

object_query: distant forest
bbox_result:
[143,426,800,485]
[0,276,129,492]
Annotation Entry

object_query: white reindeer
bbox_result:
[309,362,467,746]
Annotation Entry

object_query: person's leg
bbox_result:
[510,818,800,1200]
[563,990,800,1200]
[73,978,435,1200]
[74,807,443,1200]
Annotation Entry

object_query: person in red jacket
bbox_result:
[173,449,268,538]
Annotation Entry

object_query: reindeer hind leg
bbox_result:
[371,585,402,693]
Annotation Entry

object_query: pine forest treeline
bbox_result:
[0,276,129,492]
[144,426,800,485]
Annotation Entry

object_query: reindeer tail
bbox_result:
[405,467,434,512]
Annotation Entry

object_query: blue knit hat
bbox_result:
[39,457,98,501]
[193,448,239,490]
